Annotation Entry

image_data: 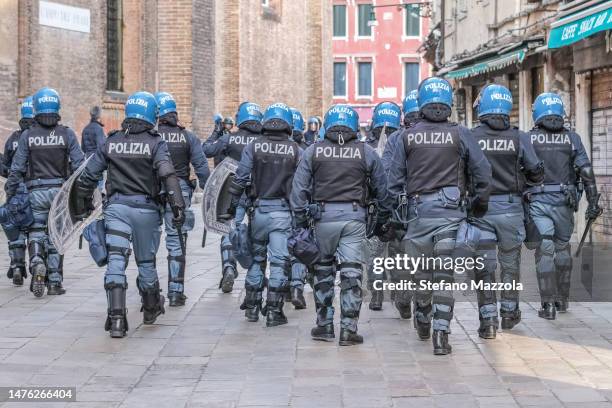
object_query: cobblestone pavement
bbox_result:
[1,217,612,408]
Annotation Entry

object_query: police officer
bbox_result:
[526,92,601,320]
[228,103,300,327]
[155,92,210,307]
[73,91,185,338]
[304,116,320,146]
[378,90,421,319]
[290,108,308,150]
[209,114,226,167]
[203,102,263,293]
[291,104,392,345]
[223,117,235,133]
[5,88,84,297]
[287,107,308,309]
[2,96,35,286]
[81,106,106,158]
[364,101,401,312]
[470,84,544,337]
[388,77,492,355]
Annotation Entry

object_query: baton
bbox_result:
[201,229,207,247]
[575,193,601,257]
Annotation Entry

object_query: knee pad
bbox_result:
[432,295,454,321]
[9,243,26,264]
[183,209,195,231]
[340,276,362,318]
[537,235,555,257]
[433,231,457,258]
[167,255,186,282]
[108,245,132,270]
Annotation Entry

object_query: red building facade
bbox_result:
[332,0,430,125]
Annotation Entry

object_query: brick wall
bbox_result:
[0,0,19,142]
[215,0,332,122]
[591,69,612,240]
[191,0,216,137]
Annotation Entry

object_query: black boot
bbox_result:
[311,324,335,341]
[432,330,452,355]
[501,309,521,330]
[11,266,26,286]
[240,288,262,322]
[538,302,556,320]
[369,289,383,311]
[6,266,12,279]
[264,288,288,327]
[30,263,47,298]
[339,328,363,346]
[220,265,237,293]
[168,292,187,307]
[168,255,186,307]
[555,298,568,313]
[47,282,66,295]
[478,318,498,339]
[291,287,306,310]
[104,284,128,338]
[140,282,165,324]
[395,301,412,319]
[28,242,47,298]
[414,318,431,340]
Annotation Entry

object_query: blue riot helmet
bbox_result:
[236,102,263,127]
[290,108,305,133]
[125,91,158,126]
[403,90,420,126]
[476,84,513,130]
[33,87,61,115]
[418,77,453,122]
[154,92,177,117]
[214,113,223,124]
[307,116,319,132]
[372,101,401,130]
[324,104,359,132]
[532,92,565,131]
[477,84,513,117]
[20,96,34,119]
[262,102,293,133]
[403,90,419,114]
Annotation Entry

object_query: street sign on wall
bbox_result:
[39,1,90,33]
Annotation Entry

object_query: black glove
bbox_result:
[172,207,185,228]
[71,181,95,221]
[470,196,488,218]
[586,198,603,221]
[294,211,309,229]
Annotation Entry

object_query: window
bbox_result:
[357,62,372,97]
[333,5,347,37]
[404,63,420,96]
[262,0,269,6]
[106,0,123,91]
[404,4,421,37]
[333,62,347,97]
[357,4,373,37]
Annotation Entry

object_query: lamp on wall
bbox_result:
[367,1,432,25]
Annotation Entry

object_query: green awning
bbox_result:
[445,49,526,80]
[548,1,612,49]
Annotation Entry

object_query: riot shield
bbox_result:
[202,158,238,236]
[48,156,104,254]
[0,176,6,205]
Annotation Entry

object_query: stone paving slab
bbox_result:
[0,217,612,407]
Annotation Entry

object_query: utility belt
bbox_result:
[107,193,160,210]
[25,178,65,190]
[525,184,573,195]
[318,201,366,212]
[251,197,290,209]
[488,194,521,203]
[524,183,579,211]
[408,186,464,209]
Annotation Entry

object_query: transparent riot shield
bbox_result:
[48,156,104,254]
[202,158,239,236]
